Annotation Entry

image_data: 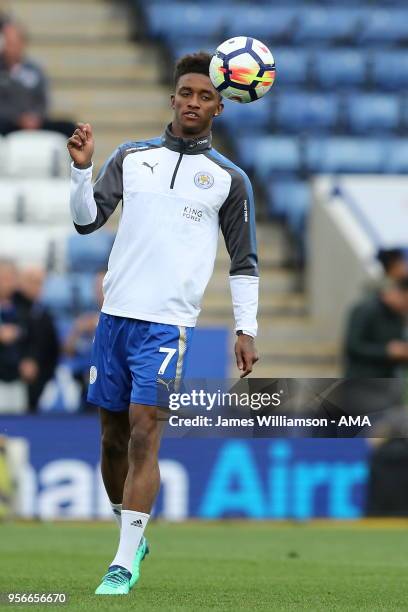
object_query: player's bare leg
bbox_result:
[96,403,165,595]
[99,408,130,505]
[122,403,165,511]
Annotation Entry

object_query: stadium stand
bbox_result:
[66,232,114,274]
[17,0,408,408]
[135,0,408,254]
[267,179,310,232]
[252,47,309,88]
[305,137,386,173]
[219,98,271,135]
[42,273,99,318]
[345,94,400,134]
[274,92,340,133]
[223,7,298,41]
[383,140,408,173]
[371,50,408,90]
[237,136,302,177]
[292,7,363,44]
[128,0,408,382]
[3,131,70,178]
[356,8,408,45]
[0,179,71,224]
[0,225,69,269]
[19,180,72,225]
[312,49,367,90]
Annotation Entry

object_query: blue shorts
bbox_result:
[87,313,194,411]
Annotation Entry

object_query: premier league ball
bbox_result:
[209,36,276,104]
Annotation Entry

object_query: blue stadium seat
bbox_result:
[272,48,309,87]
[234,136,256,170]
[42,275,73,316]
[319,0,368,3]
[140,0,231,3]
[274,92,339,133]
[293,8,361,44]
[371,51,408,91]
[72,273,98,313]
[224,7,297,42]
[42,273,98,316]
[312,49,367,89]
[383,140,408,173]
[237,136,301,179]
[305,138,385,173]
[145,3,227,43]
[400,99,408,132]
[53,317,73,344]
[358,9,408,45]
[345,94,400,134]
[266,179,310,232]
[67,231,114,273]
[169,41,215,61]
[218,97,271,134]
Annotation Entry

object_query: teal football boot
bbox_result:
[130,536,150,589]
[95,566,131,595]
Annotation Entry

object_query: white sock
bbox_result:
[110,501,122,528]
[110,510,150,573]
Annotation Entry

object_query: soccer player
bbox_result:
[67,52,259,595]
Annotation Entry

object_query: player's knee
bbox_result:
[101,430,128,458]
[128,413,157,462]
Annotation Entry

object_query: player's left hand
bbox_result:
[235,335,259,378]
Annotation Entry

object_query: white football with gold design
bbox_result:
[210,36,276,103]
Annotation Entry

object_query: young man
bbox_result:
[67,53,259,595]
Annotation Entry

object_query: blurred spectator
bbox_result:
[63,271,104,409]
[366,437,408,516]
[344,278,408,378]
[0,258,28,412]
[377,248,408,282]
[0,436,12,519]
[0,259,27,381]
[0,20,75,137]
[15,265,59,412]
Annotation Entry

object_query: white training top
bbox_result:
[70,126,259,335]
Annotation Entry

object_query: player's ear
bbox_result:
[170,94,175,109]
[214,100,224,117]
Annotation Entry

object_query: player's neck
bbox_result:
[170,121,210,141]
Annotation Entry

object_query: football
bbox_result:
[209,36,276,103]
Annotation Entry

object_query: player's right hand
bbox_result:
[67,122,94,168]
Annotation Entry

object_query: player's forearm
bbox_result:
[230,275,259,337]
[70,163,98,229]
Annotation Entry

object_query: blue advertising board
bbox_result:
[0,416,369,520]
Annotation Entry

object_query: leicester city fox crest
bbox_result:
[194,172,214,189]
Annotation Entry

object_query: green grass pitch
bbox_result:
[1,521,408,611]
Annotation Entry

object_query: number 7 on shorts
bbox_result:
[158,347,177,375]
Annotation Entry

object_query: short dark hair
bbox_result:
[174,52,213,87]
[377,248,405,272]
